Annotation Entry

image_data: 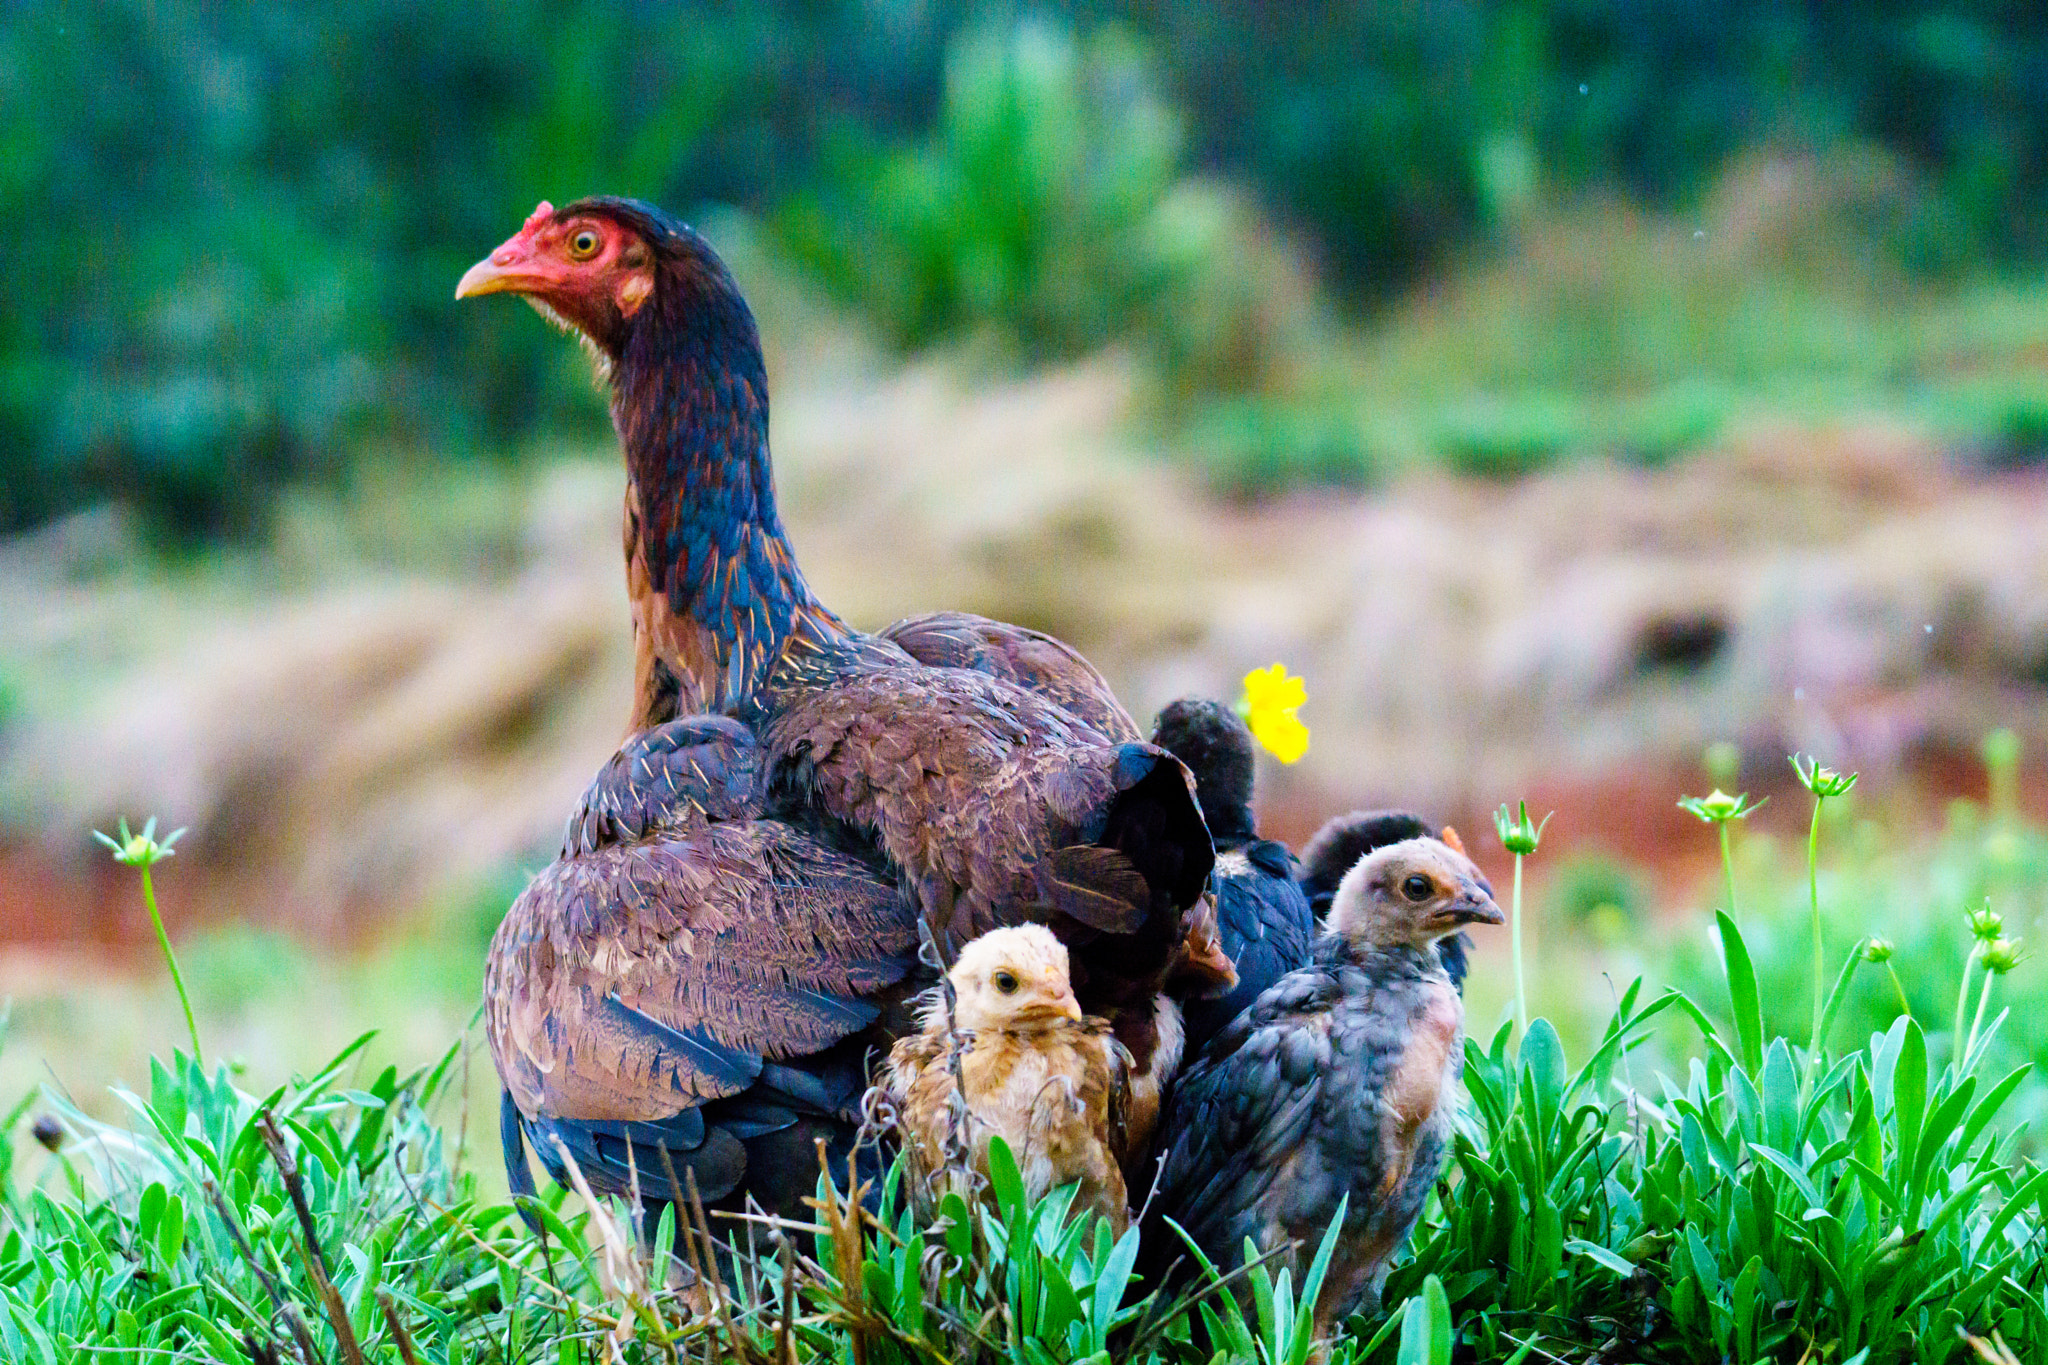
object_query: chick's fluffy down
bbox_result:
[882,926,1133,1231]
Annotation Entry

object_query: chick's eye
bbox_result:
[992,971,1019,995]
[1401,874,1434,902]
[568,228,602,259]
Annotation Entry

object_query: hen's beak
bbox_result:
[455,254,522,300]
[456,201,557,300]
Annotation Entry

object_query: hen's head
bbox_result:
[1328,837,1503,953]
[945,925,1083,1031]
[456,197,746,364]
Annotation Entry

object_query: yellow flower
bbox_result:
[1238,663,1310,764]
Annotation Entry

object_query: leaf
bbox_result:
[1815,943,1864,1058]
[1911,1078,1977,1203]
[1684,1226,1722,1296]
[1760,1038,1799,1151]
[1958,1065,2033,1159]
[1749,1144,1824,1211]
[986,1134,1027,1224]
[1395,1274,1453,1365]
[1981,1168,2048,1250]
[1716,911,1764,1075]
[1519,1019,1567,1147]
[1564,1239,1637,1278]
[1893,1018,1927,1218]
[155,1192,184,1268]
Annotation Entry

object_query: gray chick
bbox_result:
[1142,835,1503,1342]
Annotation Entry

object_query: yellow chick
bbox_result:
[884,925,1132,1232]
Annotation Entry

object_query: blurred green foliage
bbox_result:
[1546,852,1651,943]
[3,0,2045,539]
[779,21,1184,363]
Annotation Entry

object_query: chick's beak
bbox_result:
[1052,988,1083,1022]
[1448,883,1507,927]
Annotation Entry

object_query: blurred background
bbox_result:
[1,1,2045,1164]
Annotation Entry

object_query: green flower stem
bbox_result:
[1719,822,1737,922]
[1953,945,1980,1071]
[1511,850,1528,1040]
[1884,962,1913,1020]
[139,861,203,1069]
[1964,966,1999,1071]
[1807,797,1826,1070]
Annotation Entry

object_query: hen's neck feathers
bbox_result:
[612,256,850,718]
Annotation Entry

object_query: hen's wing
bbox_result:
[1298,809,1469,990]
[764,664,1212,1012]
[880,611,1141,743]
[1180,840,1315,1058]
[563,712,760,855]
[488,716,920,1209]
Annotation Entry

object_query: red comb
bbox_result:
[522,201,555,233]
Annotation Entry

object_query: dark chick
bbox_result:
[461,200,1216,1209]
[1300,810,1472,991]
[1151,698,1315,1058]
[1143,838,1504,1344]
[487,716,919,1220]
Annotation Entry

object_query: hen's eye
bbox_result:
[992,971,1020,995]
[1401,874,1433,902]
[568,228,602,259]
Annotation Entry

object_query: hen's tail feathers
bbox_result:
[502,1090,543,1235]
[507,1040,882,1223]
[1092,744,1215,918]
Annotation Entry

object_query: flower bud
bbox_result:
[1493,799,1552,856]
[1790,752,1859,799]
[91,816,185,868]
[1862,937,1896,963]
[1967,902,2004,942]
[1678,789,1766,824]
[1982,937,2025,975]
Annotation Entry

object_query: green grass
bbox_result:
[1184,175,2048,496]
[6,752,2046,1361]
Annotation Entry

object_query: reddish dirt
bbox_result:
[7,745,2041,955]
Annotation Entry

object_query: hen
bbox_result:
[883,925,1131,1232]
[1143,836,1502,1343]
[487,716,919,1214]
[460,199,1214,1213]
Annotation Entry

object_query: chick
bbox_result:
[1143,836,1503,1341]
[1152,697,1316,1058]
[1300,810,1472,991]
[884,925,1132,1232]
